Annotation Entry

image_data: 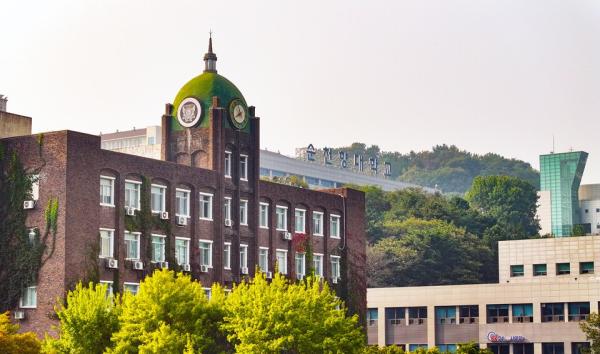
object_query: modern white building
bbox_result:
[367,236,598,354]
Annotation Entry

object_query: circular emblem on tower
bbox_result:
[228,98,247,129]
[177,97,203,128]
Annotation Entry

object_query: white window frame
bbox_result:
[313,211,324,236]
[27,228,37,244]
[224,197,232,225]
[19,286,37,308]
[123,282,140,295]
[295,208,306,234]
[124,179,141,210]
[99,228,114,259]
[240,154,248,181]
[313,253,324,277]
[224,242,232,269]
[30,174,39,201]
[151,234,166,263]
[330,214,341,239]
[175,237,190,266]
[99,280,113,297]
[295,252,306,278]
[175,188,191,218]
[199,239,213,268]
[151,184,167,214]
[259,203,269,229]
[240,244,249,269]
[100,175,115,207]
[259,247,269,273]
[240,199,249,226]
[276,249,288,275]
[199,192,214,220]
[224,151,232,178]
[331,255,341,279]
[124,231,141,260]
[203,287,212,300]
[276,205,288,231]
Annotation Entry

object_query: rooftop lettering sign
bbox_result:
[298,144,392,178]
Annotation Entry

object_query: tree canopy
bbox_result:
[0,311,41,354]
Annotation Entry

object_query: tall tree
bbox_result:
[579,312,600,353]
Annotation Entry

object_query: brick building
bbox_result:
[2,37,366,335]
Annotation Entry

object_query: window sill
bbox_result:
[276,229,288,232]
[259,226,269,229]
[240,178,248,182]
[199,217,213,221]
[98,256,113,259]
[313,234,324,237]
[224,267,231,270]
[176,215,190,219]
[20,305,36,309]
[100,203,115,208]
[330,236,341,239]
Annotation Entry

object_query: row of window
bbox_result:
[224,152,249,180]
[371,341,589,354]
[99,229,342,278]
[101,177,342,237]
[510,262,594,277]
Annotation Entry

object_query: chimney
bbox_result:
[0,95,7,112]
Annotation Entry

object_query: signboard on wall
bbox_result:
[487,332,526,343]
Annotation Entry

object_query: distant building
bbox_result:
[0,95,32,139]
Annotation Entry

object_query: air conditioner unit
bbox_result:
[23,200,35,210]
[126,207,135,216]
[266,271,273,279]
[282,232,292,240]
[332,277,338,284]
[13,311,25,320]
[177,216,187,226]
[160,211,169,220]
[224,219,232,227]
[200,265,209,273]
[159,261,169,269]
[182,264,191,272]
[133,261,144,270]
[106,258,118,269]
[241,267,249,275]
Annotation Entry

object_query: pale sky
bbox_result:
[2,1,600,183]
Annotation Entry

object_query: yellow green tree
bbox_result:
[0,311,41,354]
[220,272,364,353]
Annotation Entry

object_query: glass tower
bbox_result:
[540,151,588,237]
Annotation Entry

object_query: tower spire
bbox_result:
[204,31,217,73]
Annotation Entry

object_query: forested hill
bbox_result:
[332,143,539,194]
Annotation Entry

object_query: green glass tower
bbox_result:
[540,151,588,236]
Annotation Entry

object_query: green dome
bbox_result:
[171,71,248,131]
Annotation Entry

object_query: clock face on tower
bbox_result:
[177,97,203,128]
[228,98,247,129]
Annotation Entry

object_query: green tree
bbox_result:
[221,272,364,353]
[42,282,118,354]
[108,269,226,354]
[456,342,493,354]
[579,312,600,353]
[0,311,41,354]
[361,345,405,353]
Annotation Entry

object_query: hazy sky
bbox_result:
[2,1,600,183]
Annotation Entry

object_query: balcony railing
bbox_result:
[568,314,589,322]
[488,316,509,323]
[459,317,479,324]
[408,318,426,325]
[542,315,564,322]
[513,316,533,323]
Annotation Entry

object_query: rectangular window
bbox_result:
[510,265,524,277]
[124,231,140,260]
[541,303,564,322]
[100,280,114,297]
[223,243,231,269]
[295,252,305,279]
[123,283,139,295]
[276,206,287,231]
[30,174,39,201]
[151,235,166,262]
[435,306,456,324]
[580,262,594,274]
[438,345,457,353]
[330,255,341,279]
[542,343,564,354]
[240,244,248,269]
[533,264,547,276]
[125,181,141,209]
[313,212,324,236]
[367,308,379,326]
[151,185,166,213]
[204,288,212,300]
[568,302,590,321]
[99,229,114,258]
[459,305,479,324]
[199,240,213,267]
[199,193,213,220]
[224,197,232,225]
[240,155,248,180]
[224,151,232,178]
[487,304,510,323]
[572,343,591,354]
[100,176,115,206]
[514,344,534,354]
[259,203,269,228]
[295,209,306,233]
[175,189,190,218]
[409,345,428,352]
[330,214,341,238]
[175,238,190,265]
[385,307,405,325]
[512,304,534,323]
[276,249,287,274]
[20,286,37,308]
[556,263,570,275]
[259,247,269,273]
[313,253,324,277]
[240,200,248,226]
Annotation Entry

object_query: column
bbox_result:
[533,301,541,323]
[378,307,386,347]
[534,343,542,354]
[427,305,436,348]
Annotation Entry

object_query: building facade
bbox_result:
[2,38,366,335]
[367,236,597,354]
[0,95,32,139]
